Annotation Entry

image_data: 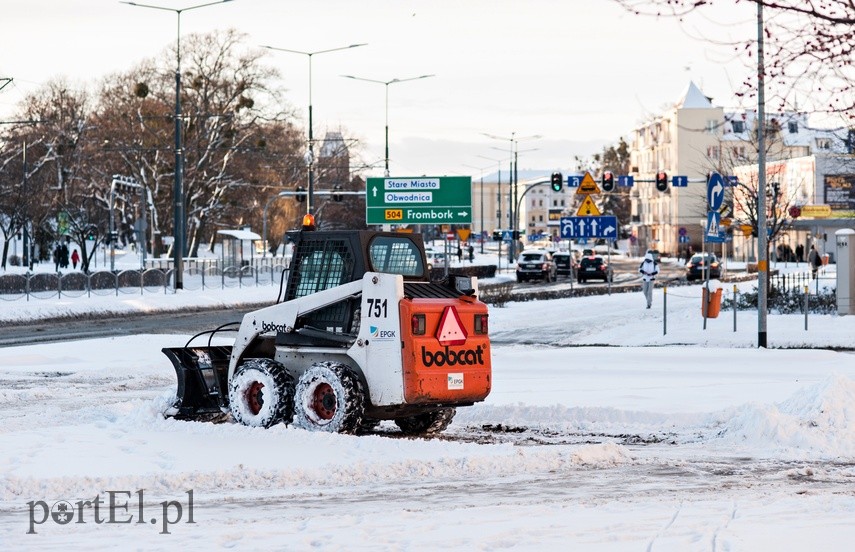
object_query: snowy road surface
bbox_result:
[2,330,855,549]
[2,273,855,550]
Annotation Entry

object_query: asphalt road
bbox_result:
[0,257,685,348]
[0,304,266,349]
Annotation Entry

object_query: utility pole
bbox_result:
[757,2,769,348]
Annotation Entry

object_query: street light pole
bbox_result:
[485,133,540,260]
[477,154,503,235]
[121,0,234,290]
[264,44,367,212]
[463,163,496,254]
[341,74,434,177]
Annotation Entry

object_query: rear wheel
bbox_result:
[294,362,365,434]
[395,408,456,435]
[229,359,294,428]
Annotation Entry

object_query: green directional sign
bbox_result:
[366,176,472,225]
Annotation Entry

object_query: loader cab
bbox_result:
[284,230,430,301]
[281,230,430,335]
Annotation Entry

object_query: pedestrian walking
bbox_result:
[53,245,61,272]
[71,249,80,269]
[59,243,69,269]
[457,245,463,263]
[467,244,474,263]
[638,252,659,309]
[796,243,805,264]
[808,244,822,279]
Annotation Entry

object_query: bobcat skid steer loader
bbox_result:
[163,217,492,435]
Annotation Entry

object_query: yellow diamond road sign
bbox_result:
[576,172,601,195]
[576,196,602,216]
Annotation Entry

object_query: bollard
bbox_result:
[663,286,667,336]
[733,284,738,332]
[804,285,809,331]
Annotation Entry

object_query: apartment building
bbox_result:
[629,81,852,259]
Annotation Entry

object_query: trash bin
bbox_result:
[702,287,723,318]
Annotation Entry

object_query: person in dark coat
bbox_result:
[808,245,822,279]
[59,243,69,268]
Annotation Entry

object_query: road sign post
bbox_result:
[366,176,472,225]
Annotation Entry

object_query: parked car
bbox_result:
[552,252,574,277]
[593,245,625,256]
[516,250,557,283]
[685,253,721,281]
[645,249,661,263]
[578,255,613,283]
[425,249,447,270]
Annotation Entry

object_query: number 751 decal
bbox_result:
[366,298,388,318]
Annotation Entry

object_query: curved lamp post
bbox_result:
[121,0,234,290]
[340,74,434,177]
[263,44,367,214]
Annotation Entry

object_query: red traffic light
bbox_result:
[602,171,615,192]
[655,172,668,192]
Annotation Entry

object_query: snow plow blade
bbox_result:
[162,346,232,420]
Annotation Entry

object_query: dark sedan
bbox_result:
[578,255,613,283]
[686,253,722,281]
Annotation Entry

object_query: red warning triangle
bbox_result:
[436,306,467,346]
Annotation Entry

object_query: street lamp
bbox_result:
[262,191,289,258]
[121,0,234,290]
[263,43,367,213]
[463,163,495,253]
[484,132,541,259]
[340,74,435,177]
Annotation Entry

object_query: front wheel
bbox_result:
[395,408,456,435]
[229,359,295,428]
[294,362,365,434]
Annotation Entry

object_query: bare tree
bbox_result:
[614,0,855,117]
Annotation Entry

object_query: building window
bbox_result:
[538,215,543,222]
[706,120,717,133]
[538,199,543,207]
[788,121,798,134]
[731,120,745,134]
[707,146,720,160]
[816,138,831,149]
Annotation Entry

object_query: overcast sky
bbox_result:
[1,0,757,177]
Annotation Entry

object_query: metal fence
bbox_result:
[0,262,290,301]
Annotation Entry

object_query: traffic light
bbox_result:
[655,172,668,192]
[332,184,343,202]
[550,172,563,192]
[295,185,306,203]
[492,231,502,241]
[602,171,615,192]
[86,225,96,241]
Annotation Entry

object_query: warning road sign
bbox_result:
[576,196,602,216]
[576,172,601,195]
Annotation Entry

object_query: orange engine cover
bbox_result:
[399,297,492,405]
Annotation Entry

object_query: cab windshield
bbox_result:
[368,236,425,276]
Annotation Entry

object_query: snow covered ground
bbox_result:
[1,261,854,550]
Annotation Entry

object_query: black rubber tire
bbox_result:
[228,358,295,428]
[395,408,456,435]
[294,362,365,434]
